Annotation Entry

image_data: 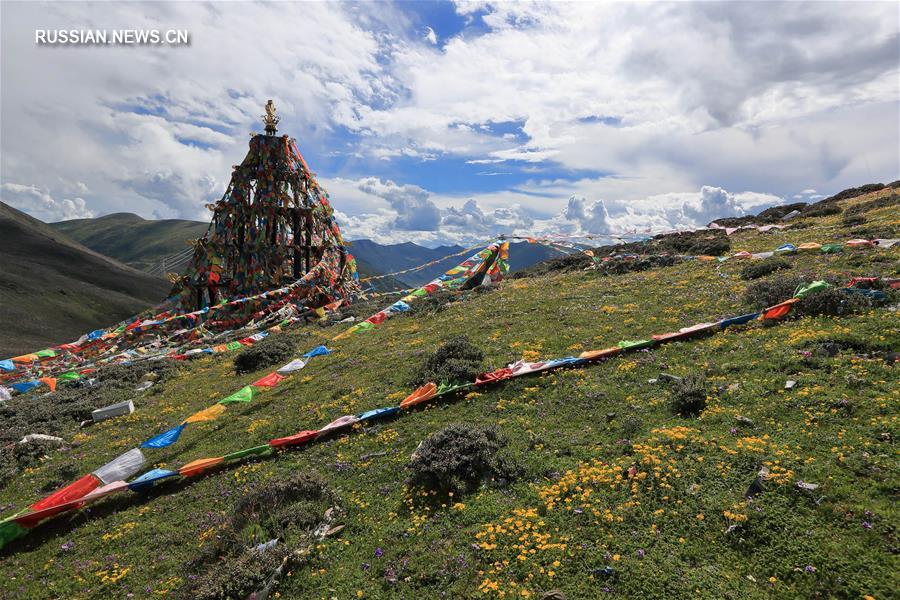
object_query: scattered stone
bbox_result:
[785,380,797,390]
[606,413,616,422]
[796,481,819,492]
[815,342,840,358]
[542,591,566,600]
[658,373,683,383]
[19,433,64,445]
[253,539,279,553]
[647,378,658,384]
[134,381,154,392]
[745,466,769,499]
[781,209,801,221]
[734,415,754,427]
[91,399,135,423]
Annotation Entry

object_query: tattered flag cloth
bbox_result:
[219,386,255,404]
[277,358,307,374]
[761,298,800,320]
[141,424,188,449]
[318,415,359,435]
[184,403,226,423]
[269,430,318,449]
[180,457,224,478]
[357,406,400,422]
[128,468,178,491]
[400,383,438,409]
[251,372,284,388]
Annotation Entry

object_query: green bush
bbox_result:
[739,257,792,280]
[412,335,484,386]
[669,374,708,417]
[407,424,518,496]
[234,335,296,374]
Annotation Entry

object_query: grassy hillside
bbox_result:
[0,189,897,599]
[51,213,209,273]
[0,203,172,357]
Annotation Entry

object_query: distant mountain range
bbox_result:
[0,202,171,356]
[50,213,565,288]
[0,207,565,355]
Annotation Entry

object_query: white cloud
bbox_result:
[1,1,896,245]
[1,183,94,221]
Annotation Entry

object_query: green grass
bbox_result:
[0,193,897,599]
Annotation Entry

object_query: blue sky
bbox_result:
[1,1,898,246]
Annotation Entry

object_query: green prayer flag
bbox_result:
[35,349,56,358]
[820,244,843,254]
[435,382,474,397]
[224,445,273,462]
[58,372,80,381]
[226,341,243,351]
[617,339,655,350]
[794,280,830,299]
[354,321,374,333]
[0,518,29,550]
[219,386,255,404]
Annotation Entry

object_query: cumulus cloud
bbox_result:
[355,178,441,230]
[424,26,437,45]
[1,183,94,221]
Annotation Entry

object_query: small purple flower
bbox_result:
[805,565,816,573]
[375,547,383,558]
[730,427,738,435]
[60,541,73,552]
[862,521,872,530]
[637,549,645,559]
[361,562,370,571]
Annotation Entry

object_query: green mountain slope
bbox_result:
[0,202,171,357]
[0,189,897,599]
[51,213,209,272]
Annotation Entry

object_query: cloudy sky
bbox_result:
[1,1,897,246]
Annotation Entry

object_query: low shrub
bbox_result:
[180,473,335,600]
[412,336,484,387]
[797,288,872,318]
[407,424,518,496]
[743,274,813,309]
[404,289,461,317]
[234,334,296,374]
[801,202,842,218]
[842,213,866,227]
[95,357,182,385]
[669,374,708,417]
[739,257,792,280]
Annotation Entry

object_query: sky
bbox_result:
[1,1,898,247]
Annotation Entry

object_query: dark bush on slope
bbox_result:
[181,473,335,600]
[412,335,484,387]
[407,424,519,497]
[739,257,793,280]
[743,274,872,317]
[669,374,708,417]
[234,335,296,374]
[802,202,842,218]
